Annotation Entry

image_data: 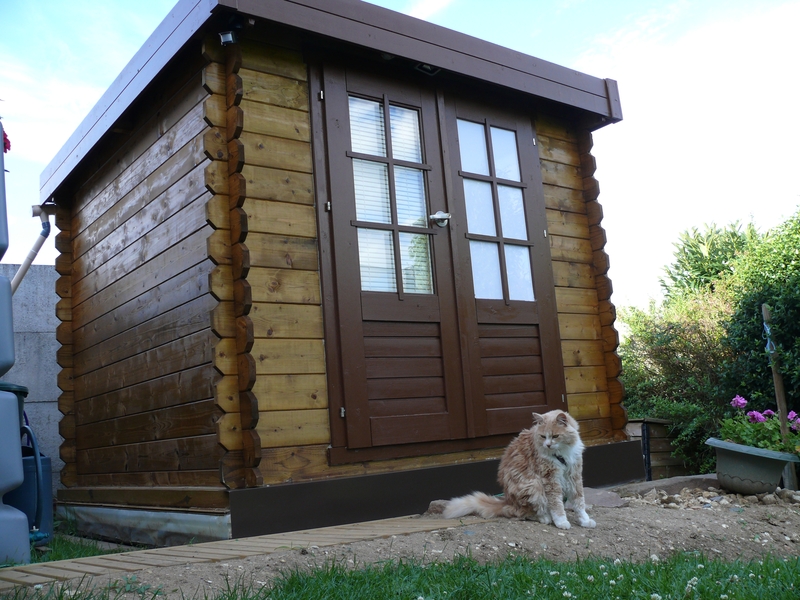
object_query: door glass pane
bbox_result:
[505,244,534,301]
[358,228,396,292]
[395,167,427,227]
[490,126,520,181]
[457,119,490,176]
[399,232,433,294]
[353,159,391,224]
[349,96,386,157]
[463,179,496,236]
[390,105,422,162]
[498,185,527,240]
[469,240,503,299]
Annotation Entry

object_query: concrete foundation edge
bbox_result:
[56,505,231,547]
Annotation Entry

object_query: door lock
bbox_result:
[429,211,452,227]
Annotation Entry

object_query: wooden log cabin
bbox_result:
[44,0,641,544]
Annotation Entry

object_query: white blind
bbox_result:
[395,166,426,227]
[349,97,386,157]
[390,105,422,162]
[358,228,397,292]
[353,159,391,224]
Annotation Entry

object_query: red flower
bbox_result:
[2,129,9,153]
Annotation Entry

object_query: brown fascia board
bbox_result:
[40,0,622,202]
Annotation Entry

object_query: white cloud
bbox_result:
[572,2,800,307]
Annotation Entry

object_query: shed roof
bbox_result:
[40,0,622,202]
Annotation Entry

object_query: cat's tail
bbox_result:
[443,492,509,519]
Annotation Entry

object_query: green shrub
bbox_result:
[722,210,800,414]
[618,290,737,473]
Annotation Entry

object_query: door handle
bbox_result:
[429,211,452,227]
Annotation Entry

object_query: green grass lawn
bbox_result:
[28,534,129,564]
[3,553,798,600]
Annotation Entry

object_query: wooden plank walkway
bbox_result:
[0,515,484,592]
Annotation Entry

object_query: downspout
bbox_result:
[10,203,57,294]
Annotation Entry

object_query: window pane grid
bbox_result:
[350,96,433,295]
[457,118,532,303]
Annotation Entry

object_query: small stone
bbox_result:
[427,499,448,514]
[789,494,800,504]
[761,494,778,505]
[643,489,659,502]
[743,495,759,504]
[776,488,794,500]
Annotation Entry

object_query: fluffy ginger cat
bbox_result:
[443,410,595,529]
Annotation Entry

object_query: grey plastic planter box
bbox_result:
[706,437,800,495]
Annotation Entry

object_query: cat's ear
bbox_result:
[531,412,544,426]
[555,411,569,426]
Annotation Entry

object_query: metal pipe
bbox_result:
[10,204,56,295]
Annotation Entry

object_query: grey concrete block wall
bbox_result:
[0,263,62,495]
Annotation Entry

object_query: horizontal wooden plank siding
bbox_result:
[537,112,624,444]
[224,38,325,489]
[56,51,228,508]
[54,33,626,513]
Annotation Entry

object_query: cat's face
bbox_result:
[531,410,579,452]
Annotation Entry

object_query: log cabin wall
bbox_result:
[536,113,625,444]
[56,44,234,510]
[222,37,626,487]
[53,16,626,512]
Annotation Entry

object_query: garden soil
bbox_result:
[53,475,800,598]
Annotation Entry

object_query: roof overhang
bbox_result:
[41,0,622,202]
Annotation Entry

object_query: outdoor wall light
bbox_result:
[415,63,441,76]
[219,31,238,46]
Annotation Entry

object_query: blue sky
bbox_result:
[1,0,798,308]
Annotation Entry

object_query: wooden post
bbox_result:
[762,304,798,490]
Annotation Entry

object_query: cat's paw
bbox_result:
[553,517,571,530]
[579,517,596,528]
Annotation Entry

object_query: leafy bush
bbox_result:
[618,291,737,473]
[660,222,759,299]
[722,210,800,414]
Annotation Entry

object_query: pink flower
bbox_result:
[788,411,798,421]
[763,409,776,418]
[747,411,766,423]
[730,395,748,409]
[2,130,9,154]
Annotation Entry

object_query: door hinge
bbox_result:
[562,394,566,404]
[326,201,331,211]
[532,137,537,146]
[319,90,324,101]
[340,407,346,418]
[544,229,548,238]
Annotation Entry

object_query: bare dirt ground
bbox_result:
[53,476,800,598]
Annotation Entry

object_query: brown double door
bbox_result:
[319,61,565,456]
